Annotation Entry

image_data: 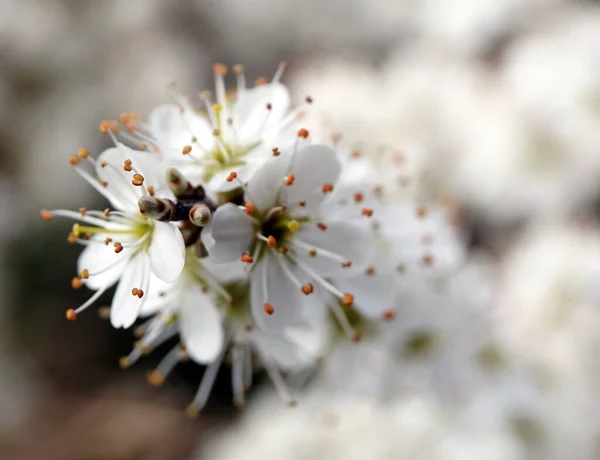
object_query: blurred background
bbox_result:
[1,0,600,459]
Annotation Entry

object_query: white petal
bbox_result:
[250,328,320,372]
[293,221,373,277]
[110,253,151,328]
[203,203,255,262]
[96,144,168,211]
[149,222,185,282]
[179,284,224,363]
[234,83,291,142]
[333,272,396,318]
[77,238,128,290]
[250,252,315,332]
[246,154,292,212]
[149,104,214,155]
[281,144,341,213]
[138,274,175,318]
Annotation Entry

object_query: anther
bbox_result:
[67,232,77,244]
[119,357,130,369]
[272,147,280,157]
[212,63,228,76]
[147,370,165,387]
[69,155,80,166]
[351,150,361,159]
[78,147,89,159]
[309,248,317,258]
[182,145,192,155]
[397,264,406,273]
[266,103,272,110]
[114,242,124,253]
[267,235,277,248]
[232,64,244,75]
[416,207,427,218]
[301,283,314,295]
[147,186,155,197]
[79,207,86,217]
[373,185,384,196]
[226,171,237,182]
[71,277,83,290]
[383,310,395,321]
[297,201,306,207]
[212,128,220,137]
[263,303,274,315]
[80,269,89,279]
[305,96,313,104]
[285,174,295,186]
[255,77,268,86]
[352,332,363,343]
[361,208,373,217]
[131,288,139,297]
[322,184,334,193]
[297,128,309,138]
[40,209,53,221]
[245,202,255,215]
[100,160,107,168]
[341,261,352,268]
[287,220,300,233]
[66,309,77,321]
[104,237,112,245]
[317,222,327,231]
[241,254,254,264]
[278,247,288,254]
[353,192,363,203]
[104,208,111,217]
[189,203,212,226]
[132,174,145,186]
[342,293,354,307]
[422,254,434,266]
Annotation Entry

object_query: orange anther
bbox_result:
[212,63,228,76]
[341,261,352,268]
[245,202,255,215]
[66,309,77,321]
[147,186,155,197]
[365,266,376,276]
[361,208,373,217]
[317,222,328,231]
[267,235,276,248]
[322,183,334,193]
[278,247,288,254]
[342,293,354,307]
[301,283,314,295]
[352,332,363,343]
[69,155,80,166]
[416,207,427,218]
[78,147,89,159]
[255,77,268,86]
[353,192,363,203]
[40,209,53,221]
[285,174,295,186]
[241,254,254,264]
[182,145,192,155]
[297,128,309,138]
[309,248,317,258]
[67,232,77,244]
[71,277,83,290]
[100,160,107,168]
[80,269,89,279]
[383,310,395,321]
[272,147,280,157]
[263,303,274,315]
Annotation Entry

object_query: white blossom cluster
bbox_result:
[41,64,463,414]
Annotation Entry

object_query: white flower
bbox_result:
[201,137,373,336]
[119,251,325,414]
[141,63,307,193]
[42,144,185,328]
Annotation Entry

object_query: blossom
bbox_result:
[41,144,185,328]
[126,63,310,193]
[118,251,325,413]
[201,134,373,336]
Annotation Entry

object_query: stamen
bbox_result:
[241,254,254,264]
[322,184,334,194]
[232,346,245,409]
[301,283,314,295]
[40,209,53,221]
[147,345,182,387]
[383,310,395,321]
[244,202,255,215]
[272,61,287,83]
[361,208,373,217]
[297,128,309,139]
[263,303,274,315]
[292,238,349,264]
[316,222,327,231]
[285,174,295,186]
[186,343,228,417]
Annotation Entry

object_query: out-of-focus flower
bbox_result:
[495,222,600,459]
[41,144,185,327]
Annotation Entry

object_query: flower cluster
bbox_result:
[41,63,462,413]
